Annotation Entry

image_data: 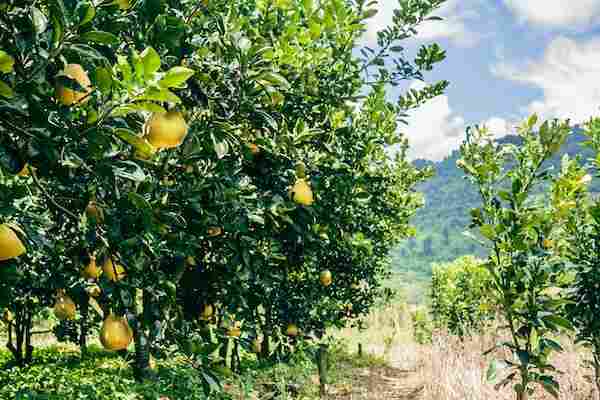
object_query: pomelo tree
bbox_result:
[0,0,448,385]
[458,116,573,400]
[563,117,600,396]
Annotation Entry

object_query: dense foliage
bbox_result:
[0,0,449,392]
[430,255,494,337]
[563,117,600,395]
[458,117,575,400]
[391,128,597,293]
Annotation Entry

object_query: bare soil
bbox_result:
[327,364,424,400]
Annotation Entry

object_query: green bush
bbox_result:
[411,307,432,344]
[430,255,494,337]
[0,346,214,400]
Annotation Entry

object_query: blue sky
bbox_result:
[366,0,600,160]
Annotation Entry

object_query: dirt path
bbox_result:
[328,346,426,400]
[328,365,424,399]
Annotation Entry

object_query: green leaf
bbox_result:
[0,51,15,73]
[94,67,112,93]
[113,161,147,182]
[542,315,573,330]
[47,0,66,46]
[111,102,166,116]
[480,224,496,240]
[257,72,290,90]
[31,7,48,34]
[141,47,161,76]
[113,128,155,158]
[486,360,497,382]
[76,1,96,26]
[214,140,229,159]
[362,9,378,19]
[117,55,132,82]
[0,81,13,98]
[80,31,119,45]
[128,192,152,211]
[136,87,181,103]
[159,66,194,88]
[131,49,144,81]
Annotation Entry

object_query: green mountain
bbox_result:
[391,128,594,296]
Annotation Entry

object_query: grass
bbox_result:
[0,334,387,400]
[6,299,596,400]
[334,301,600,400]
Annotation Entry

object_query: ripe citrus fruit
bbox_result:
[319,270,332,287]
[207,227,222,237]
[102,258,126,282]
[100,314,133,351]
[85,202,104,223]
[55,64,92,106]
[54,293,77,320]
[0,223,26,261]
[144,111,189,149]
[2,309,14,323]
[82,256,101,280]
[200,304,214,320]
[289,179,314,206]
[286,323,299,337]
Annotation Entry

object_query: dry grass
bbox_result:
[421,332,596,400]
[333,303,599,400]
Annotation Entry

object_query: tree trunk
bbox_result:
[260,306,272,360]
[593,354,600,400]
[317,344,328,398]
[79,296,89,358]
[132,290,154,382]
[24,309,33,364]
[133,324,152,381]
[6,304,34,367]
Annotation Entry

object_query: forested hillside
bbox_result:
[391,127,594,289]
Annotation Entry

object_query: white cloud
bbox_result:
[483,117,512,138]
[493,36,600,123]
[365,0,481,47]
[400,82,465,161]
[398,82,514,161]
[503,0,600,28]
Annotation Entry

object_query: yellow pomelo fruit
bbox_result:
[200,304,214,320]
[86,284,102,298]
[0,224,26,261]
[54,294,77,320]
[289,179,314,206]
[149,354,157,371]
[207,227,222,237]
[226,326,241,337]
[186,256,197,267]
[100,314,133,351]
[85,202,104,223]
[55,64,92,106]
[17,164,35,177]
[102,258,126,282]
[2,309,14,323]
[82,256,101,280]
[144,111,189,149]
[286,323,298,337]
[115,0,131,10]
[319,270,332,287]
